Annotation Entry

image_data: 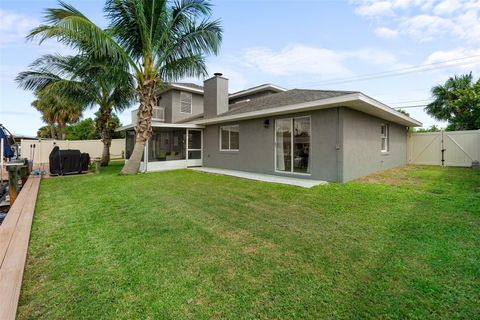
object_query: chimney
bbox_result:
[203,73,228,117]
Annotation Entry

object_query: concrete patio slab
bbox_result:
[190,167,328,188]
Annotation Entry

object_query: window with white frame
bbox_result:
[180,92,192,114]
[220,125,239,151]
[275,116,311,174]
[381,124,389,152]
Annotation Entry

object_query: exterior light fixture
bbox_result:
[264,119,270,129]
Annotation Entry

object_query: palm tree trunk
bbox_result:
[58,122,66,140]
[99,106,113,166]
[101,141,111,166]
[49,124,56,139]
[120,79,156,175]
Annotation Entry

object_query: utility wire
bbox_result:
[394,104,430,109]
[388,98,433,105]
[291,54,480,87]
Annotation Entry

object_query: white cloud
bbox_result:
[240,45,351,77]
[374,27,398,39]
[433,0,462,15]
[351,0,480,44]
[236,44,397,79]
[424,48,480,75]
[400,14,463,41]
[0,9,38,47]
[352,0,434,16]
[354,1,394,16]
[209,66,248,93]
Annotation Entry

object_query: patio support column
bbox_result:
[143,138,148,173]
[186,129,189,162]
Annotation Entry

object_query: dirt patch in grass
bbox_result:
[355,165,424,186]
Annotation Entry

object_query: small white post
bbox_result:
[143,140,148,173]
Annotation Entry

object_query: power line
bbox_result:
[395,104,429,109]
[388,98,433,105]
[304,60,479,87]
[291,54,480,87]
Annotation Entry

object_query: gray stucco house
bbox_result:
[117,73,421,182]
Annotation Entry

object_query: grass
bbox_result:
[18,163,480,319]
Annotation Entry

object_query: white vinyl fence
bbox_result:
[20,139,125,165]
[407,130,480,167]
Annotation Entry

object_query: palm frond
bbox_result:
[28,4,137,73]
[105,0,149,61]
[158,54,207,82]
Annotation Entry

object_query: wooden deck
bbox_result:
[0,176,41,320]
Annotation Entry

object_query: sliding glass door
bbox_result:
[275,116,311,174]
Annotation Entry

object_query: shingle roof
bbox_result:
[212,89,357,118]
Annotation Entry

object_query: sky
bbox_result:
[1,0,479,136]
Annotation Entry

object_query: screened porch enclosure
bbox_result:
[148,129,186,162]
[125,127,202,171]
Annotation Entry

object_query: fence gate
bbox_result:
[407,130,480,167]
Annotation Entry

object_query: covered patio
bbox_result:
[117,123,205,172]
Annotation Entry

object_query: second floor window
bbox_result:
[180,92,192,114]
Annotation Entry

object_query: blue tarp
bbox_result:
[0,128,14,158]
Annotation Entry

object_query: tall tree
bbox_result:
[17,53,135,166]
[65,118,100,140]
[31,98,58,139]
[31,87,83,140]
[37,125,53,139]
[425,73,480,131]
[27,0,222,174]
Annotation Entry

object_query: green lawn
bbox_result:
[19,163,480,319]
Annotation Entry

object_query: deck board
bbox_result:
[0,178,33,267]
[0,177,40,320]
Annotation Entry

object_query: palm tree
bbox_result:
[28,0,222,174]
[425,73,480,130]
[31,98,58,139]
[17,54,135,166]
[32,87,83,140]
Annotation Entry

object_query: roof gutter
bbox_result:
[115,122,206,132]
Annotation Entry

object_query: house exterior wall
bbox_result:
[341,108,408,182]
[162,90,204,123]
[171,90,204,123]
[161,91,174,123]
[203,108,341,182]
